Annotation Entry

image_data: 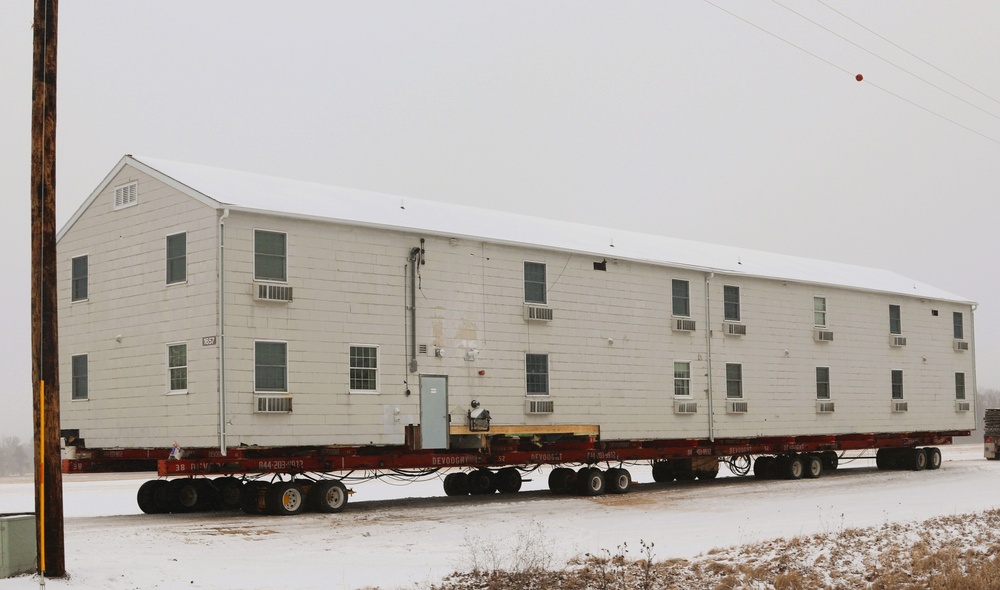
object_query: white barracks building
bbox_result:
[57,155,977,450]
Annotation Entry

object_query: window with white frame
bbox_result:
[255,341,287,392]
[889,305,902,335]
[891,369,904,400]
[71,255,88,302]
[350,345,379,392]
[814,297,827,327]
[166,233,187,285]
[725,363,743,399]
[724,285,741,322]
[71,354,88,400]
[672,280,690,317]
[114,181,138,209]
[674,361,691,396]
[526,353,549,395]
[953,312,964,340]
[167,343,187,393]
[816,367,830,400]
[955,372,966,400]
[524,262,546,304]
[254,230,287,282]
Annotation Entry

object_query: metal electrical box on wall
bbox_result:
[0,513,36,578]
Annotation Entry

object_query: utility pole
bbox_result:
[31,0,65,578]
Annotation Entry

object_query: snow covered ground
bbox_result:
[0,444,996,589]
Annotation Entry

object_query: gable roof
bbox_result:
[59,154,973,304]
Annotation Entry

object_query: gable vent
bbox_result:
[813,329,834,343]
[726,400,749,414]
[890,336,907,347]
[254,283,293,302]
[956,401,971,412]
[525,399,554,414]
[673,318,697,332]
[724,322,747,336]
[523,305,553,322]
[674,401,698,414]
[816,401,835,413]
[954,340,969,352]
[114,182,138,209]
[255,394,292,413]
[892,401,908,413]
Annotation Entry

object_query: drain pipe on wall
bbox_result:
[704,271,715,441]
[408,240,424,373]
[218,208,230,455]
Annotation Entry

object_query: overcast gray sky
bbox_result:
[2,2,998,440]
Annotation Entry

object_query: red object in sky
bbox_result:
[856,74,864,81]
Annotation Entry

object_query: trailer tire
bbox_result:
[267,481,306,516]
[803,454,823,479]
[241,481,270,514]
[495,467,522,494]
[821,451,839,471]
[548,467,575,494]
[696,469,719,480]
[651,461,674,483]
[310,480,349,513]
[166,478,201,513]
[213,477,244,510]
[577,467,605,496]
[926,447,942,470]
[753,456,776,479]
[137,480,168,514]
[605,468,632,494]
[780,455,804,480]
[468,469,497,495]
[443,472,470,496]
[908,448,928,471]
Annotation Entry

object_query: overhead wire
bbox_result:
[699,0,1000,145]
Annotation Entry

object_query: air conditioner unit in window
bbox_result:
[255,394,292,413]
[723,322,747,336]
[672,318,696,332]
[525,399,554,414]
[673,400,698,414]
[956,401,971,412]
[889,336,907,347]
[813,329,834,343]
[523,305,553,322]
[816,401,835,413]
[726,400,748,414]
[892,401,908,413]
[954,340,969,352]
[254,283,293,302]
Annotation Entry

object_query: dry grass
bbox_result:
[427,508,1000,589]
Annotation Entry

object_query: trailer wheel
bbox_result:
[240,481,270,514]
[651,461,674,483]
[802,454,823,479]
[696,469,719,480]
[926,447,942,470]
[821,451,839,470]
[780,455,804,480]
[908,448,928,471]
[468,469,497,495]
[267,481,306,516]
[605,468,632,494]
[875,448,892,470]
[753,456,776,479]
[548,467,575,494]
[577,467,605,496]
[310,480,349,513]
[137,480,168,514]
[213,477,244,510]
[443,472,470,496]
[495,467,522,494]
[166,478,200,513]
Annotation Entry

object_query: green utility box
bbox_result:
[0,513,36,578]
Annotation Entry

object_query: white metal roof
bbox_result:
[61,154,974,304]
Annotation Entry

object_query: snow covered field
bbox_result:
[0,444,997,589]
